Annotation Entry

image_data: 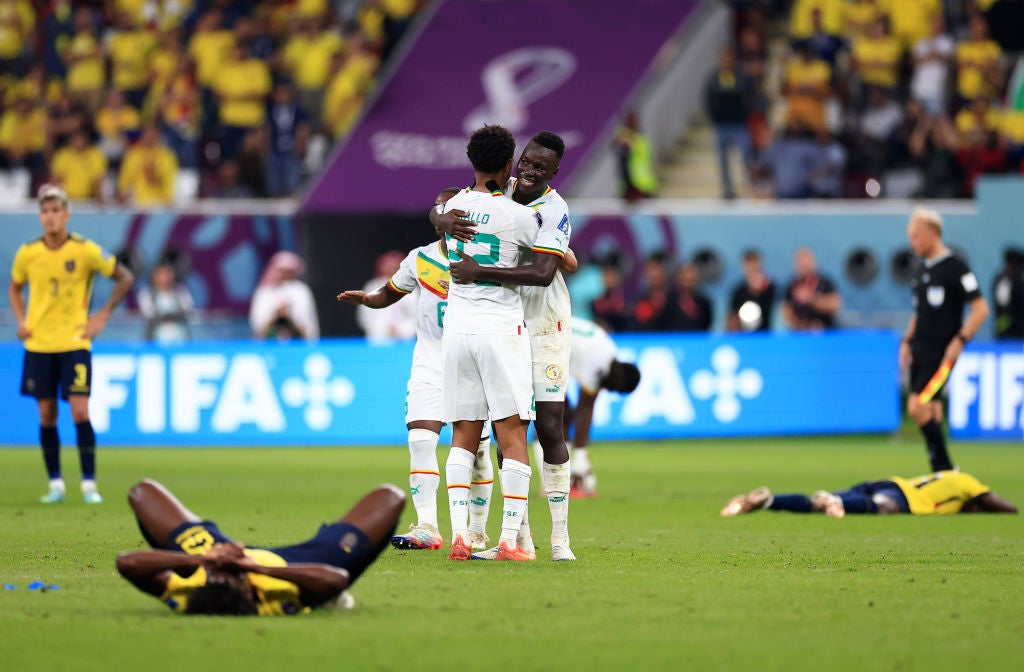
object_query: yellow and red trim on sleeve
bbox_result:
[387,278,412,295]
[531,245,565,258]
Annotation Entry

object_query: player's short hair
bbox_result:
[466,125,516,173]
[38,184,68,210]
[603,361,641,394]
[184,582,259,616]
[530,131,565,159]
[911,206,943,235]
[742,249,761,262]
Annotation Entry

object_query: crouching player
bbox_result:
[116,479,405,615]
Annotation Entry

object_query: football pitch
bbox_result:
[2,436,1022,671]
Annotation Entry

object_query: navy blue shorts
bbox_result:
[837,480,910,513]
[20,349,92,400]
[168,521,234,556]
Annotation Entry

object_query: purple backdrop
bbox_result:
[303,0,698,213]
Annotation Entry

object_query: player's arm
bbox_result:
[336,282,406,308]
[430,207,476,243]
[450,249,561,286]
[560,248,579,274]
[8,279,30,340]
[222,554,349,606]
[944,295,989,363]
[572,389,598,449]
[115,550,203,596]
[900,313,917,368]
[86,263,135,339]
[967,492,1018,514]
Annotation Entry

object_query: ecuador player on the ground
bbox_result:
[8,185,134,504]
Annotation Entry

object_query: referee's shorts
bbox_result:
[909,341,946,395]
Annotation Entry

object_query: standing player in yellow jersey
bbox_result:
[721,470,1017,517]
[8,185,135,504]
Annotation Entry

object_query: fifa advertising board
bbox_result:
[0,332,911,446]
[947,341,1024,441]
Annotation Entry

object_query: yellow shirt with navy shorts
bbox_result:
[160,549,311,616]
[891,472,990,515]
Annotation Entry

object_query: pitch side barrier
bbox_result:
[1,330,953,446]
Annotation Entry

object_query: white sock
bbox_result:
[49,478,66,493]
[408,429,440,528]
[543,460,571,545]
[469,436,493,534]
[499,459,531,546]
[531,440,544,473]
[445,448,476,539]
[81,479,97,493]
[571,446,590,476]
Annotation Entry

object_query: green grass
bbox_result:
[2,437,1022,671]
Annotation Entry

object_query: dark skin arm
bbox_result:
[336,283,406,308]
[430,208,476,243]
[450,249,560,286]
[219,554,350,607]
[963,492,1018,514]
[115,550,203,596]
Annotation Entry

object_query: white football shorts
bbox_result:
[530,328,570,403]
[442,330,535,423]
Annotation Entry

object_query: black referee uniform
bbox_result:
[908,252,982,470]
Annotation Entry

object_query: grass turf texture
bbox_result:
[1,436,1022,671]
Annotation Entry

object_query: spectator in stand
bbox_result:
[737,24,770,152]
[673,264,713,332]
[213,42,272,160]
[138,262,197,344]
[802,8,844,68]
[211,160,254,198]
[887,0,940,52]
[727,249,775,333]
[156,58,201,169]
[355,250,416,342]
[591,255,630,334]
[956,126,1007,197]
[250,251,320,342]
[323,36,380,140]
[283,16,343,132]
[705,47,754,199]
[782,41,831,133]
[108,12,156,110]
[0,0,33,77]
[63,6,105,114]
[236,128,268,198]
[850,16,901,96]
[118,124,178,207]
[808,130,846,198]
[41,0,72,80]
[842,0,881,42]
[630,251,677,332]
[188,9,234,129]
[96,88,141,170]
[266,82,311,197]
[909,114,963,198]
[910,14,954,117]
[955,96,1001,147]
[993,248,1024,339]
[614,112,659,202]
[783,247,842,330]
[955,15,1002,105]
[789,0,843,40]
[757,122,821,198]
[46,91,89,153]
[855,85,903,176]
[50,129,107,202]
[0,93,47,185]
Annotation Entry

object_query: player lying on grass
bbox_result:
[116,479,405,615]
[721,470,1017,518]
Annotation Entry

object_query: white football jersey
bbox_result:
[507,178,573,335]
[568,317,619,395]
[441,188,539,334]
[387,240,450,366]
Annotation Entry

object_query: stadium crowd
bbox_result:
[716,0,1024,199]
[0,0,423,204]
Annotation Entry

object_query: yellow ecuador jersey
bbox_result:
[188,29,234,87]
[956,40,1002,100]
[789,0,844,38]
[853,35,902,88]
[65,32,106,91]
[294,32,344,90]
[843,1,881,40]
[160,549,310,616]
[213,58,271,127]
[886,0,939,49]
[0,0,34,58]
[892,471,990,515]
[954,108,1002,136]
[118,144,178,205]
[109,29,157,91]
[11,234,118,353]
[51,146,108,200]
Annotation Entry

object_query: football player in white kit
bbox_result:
[565,317,642,497]
[436,132,577,561]
[336,188,494,552]
[439,125,541,562]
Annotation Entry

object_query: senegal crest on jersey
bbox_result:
[416,251,449,299]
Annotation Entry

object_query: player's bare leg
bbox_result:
[720,487,772,516]
[447,420,485,560]
[36,398,64,503]
[393,419,444,550]
[535,400,574,560]
[69,394,101,503]
[128,479,205,548]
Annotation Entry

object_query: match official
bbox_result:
[900,207,988,472]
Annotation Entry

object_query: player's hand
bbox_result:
[336,290,369,305]
[435,209,476,243]
[899,341,912,369]
[16,322,31,340]
[85,310,109,340]
[218,553,263,574]
[943,337,964,364]
[449,250,481,284]
[202,542,246,568]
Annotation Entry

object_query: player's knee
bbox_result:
[378,484,407,510]
[127,479,160,506]
[37,403,57,425]
[70,409,90,424]
[535,416,562,446]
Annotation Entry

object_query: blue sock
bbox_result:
[767,494,813,513]
[75,421,96,481]
[40,425,60,479]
